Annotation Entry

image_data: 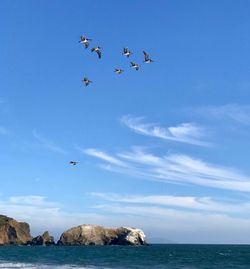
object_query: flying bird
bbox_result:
[143,51,154,63]
[91,46,102,59]
[79,35,92,49]
[130,62,140,71]
[122,48,132,57]
[114,68,124,74]
[82,77,92,86]
[69,161,78,166]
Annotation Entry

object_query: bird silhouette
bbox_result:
[114,68,124,74]
[130,62,140,70]
[79,35,92,49]
[143,51,154,63]
[123,48,132,57]
[69,161,78,165]
[82,77,92,86]
[91,46,102,59]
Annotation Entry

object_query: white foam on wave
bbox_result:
[0,263,35,269]
[0,262,109,269]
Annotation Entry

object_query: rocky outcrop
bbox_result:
[0,215,32,245]
[28,231,55,246]
[57,224,146,246]
[0,215,147,246]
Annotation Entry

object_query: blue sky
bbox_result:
[1,0,250,243]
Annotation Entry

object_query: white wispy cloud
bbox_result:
[92,203,250,243]
[121,115,211,147]
[33,130,66,154]
[84,148,250,192]
[192,104,250,125]
[83,148,128,167]
[91,192,250,214]
[8,195,56,207]
[0,195,109,239]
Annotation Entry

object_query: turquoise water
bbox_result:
[0,245,250,268]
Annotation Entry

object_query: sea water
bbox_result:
[0,244,250,268]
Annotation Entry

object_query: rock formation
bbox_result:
[58,224,146,245]
[28,231,55,246]
[0,215,32,245]
[0,214,147,246]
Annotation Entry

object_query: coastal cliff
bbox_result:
[58,224,146,245]
[0,215,32,245]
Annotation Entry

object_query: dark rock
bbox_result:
[29,231,55,246]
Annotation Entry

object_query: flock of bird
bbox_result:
[69,35,154,165]
[79,34,154,86]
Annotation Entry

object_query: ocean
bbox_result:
[0,244,250,268]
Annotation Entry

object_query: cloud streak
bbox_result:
[91,203,250,243]
[83,148,128,167]
[33,130,66,154]
[91,192,250,215]
[121,115,211,147]
[0,195,108,239]
[192,104,250,125]
[8,195,56,207]
[84,148,250,193]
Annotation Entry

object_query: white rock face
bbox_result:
[80,224,97,235]
[124,227,146,245]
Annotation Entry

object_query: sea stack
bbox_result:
[0,215,32,245]
[28,231,55,246]
[58,224,147,246]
